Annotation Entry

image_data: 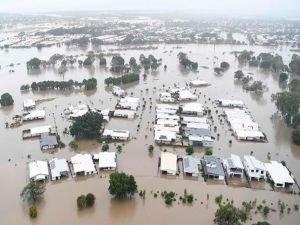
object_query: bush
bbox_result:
[86,193,96,207]
[186,146,194,155]
[69,140,79,150]
[292,129,300,145]
[204,148,213,155]
[77,195,86,210]
[0,93,14,106]
[148,145,154,154]
[187,194,194,203]
[102,143,109,151]
[29,205,37,218]
[262,206,270,217]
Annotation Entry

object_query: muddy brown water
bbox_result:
[0,44,300,224]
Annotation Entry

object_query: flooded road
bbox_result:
[0,44,300,224]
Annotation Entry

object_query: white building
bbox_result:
[49,158,69,180]
[23,110,46,121]
[181,103,205,116]
[181,116,208,125]
[117,97,139,110]
[243,155,267,181]
[155,130,176,144]
[23,99,36,110]
[160,152,177,175]
[154,124,180,133]
[102,129,130,141]
[189,79,210,87]
[112,86,125,97]
[71,154,96,176]
[216,99,244,108]
[29,160,49,181]
[223,154,244,178]
[156,119,179,127]
[265,161,294,188]
[113,109,136,119]
[22,125,52,139]
[159,92,175,103]
[94,152,117,170]
[188,135,214,147]
[156,113,180,121]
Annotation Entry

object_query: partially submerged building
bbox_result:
[189,79,210,87]
[94,152,117,170]
[216,99,244,108]
[116,97,139,110]
[112,86,125,97]
[159,92,175,103]
[265,161,294,188]
[71,154,96,176]
[113,109,136,119]
[49,158,69,180]
[154,130,177,144]
[22,125,53,139]
[23,99,36,110]
[102,129,130,141]
[180,103,205,116]
[160,152,177,175]
[223,154,244,178]
[29,160,49,182]
[202,155,225,180]
[182,155,200,177]
[243,155,267,181]
[23,110,45,121]
[40,132,58,150]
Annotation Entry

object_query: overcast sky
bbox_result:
[0,0,299,18]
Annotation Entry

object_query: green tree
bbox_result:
[0,93,14,106]
[214,203,245,225]
[70,111,103,139]
[99,57,107,66]
[102,143,109,151]
[148,145,154,154]
[252,222,271,225]
[205,148,213,155]
[289,54,300,75]
[86,193,96,207]
[20,181,45,204]
[220,62,230,70]
[29,205,38,218]
[275,92,300,125]
[292,114,300,128]
[186,146,194,155]
[292,129,300,145]
[27,57,42,69]
[234,70,244,80]
[77,195,86,209]
[289,79,300,92]
[279,73,288,82]
[108,172,137,199]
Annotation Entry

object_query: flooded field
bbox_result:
[0,44,300,224]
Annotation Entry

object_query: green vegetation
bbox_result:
[110,55,125,73]
[214,203,247,225]
[29,205,38,218]
[279,73,289,82]
[0,92,14,106]
[220,61,230,70]
[104,73,139,86]
[262,206,270,217]
[108,172,137,199]
[204,148,213,155]
[177,52,198,70]
[182,189,194,204]
[289,79,300,92]
[27,57,42,69]
[116,145,122,153]
[234,70,244,80]
[252,222,271,225]
[292,129,300,145]
[289,54,300,75]
[186,146,194,155]
[70,112,103,139]
[77,195,87,210]
[163,191,176,205]
[215,195,223,206]
[86,193,96,207]
[20,180,45,204]
[69,140,79,150]
[148,145,154,154]
[102,143,109,151]
[23,78,97,91]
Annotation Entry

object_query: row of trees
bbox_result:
[20,78,97,91]
[104,73,140,86]
[177,52,198,70]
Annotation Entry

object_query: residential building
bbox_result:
[160,152,177,175]
[71,154,96,176]
[223,154,244,178]
[265,161,294,188]
[29,160,49,182]
[94,152,117,170]
[182,155,200,177]
[202,155,225,180]
[49,158,69,180]
[243,155,267,181]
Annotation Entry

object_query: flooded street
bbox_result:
[1,44,300,224]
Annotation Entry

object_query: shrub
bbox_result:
[69,140,79,150]
[292,129,300,145]
[204,148,213,155]
[186,146,194,155]
[187,194,194,203]
[148,145,154,153]
[102,143,109,151]
[77,195,86,210]
[86,193,96,207]
[29,205,37,218]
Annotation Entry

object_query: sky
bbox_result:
[0,0,299,18]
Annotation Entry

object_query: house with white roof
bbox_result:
[156,119,179,127]
[223,154,244,178]
[216,99,244,108]
[112,86,125,97]
[160,152,177,175]
[265,161,294,188]
[156,113,180,121]
[22,125,52,139]
[182,155,200,177]
[113,109,136,119]
[155,130,176,144]
[23,110,46,121]
[243,155,267,181]
[93,152,117,170]
[181,116,208,125]
[188,135,214,147]
[29,160,49,182]
[154,124,180,133]
[23,99,36,110]
[102,129,130,141]
[180,103,205,116]
[189,79,210,87]
[49,158,69,180]
[71,154,96,176]
[116,97,139,110]
[159,92,175,103]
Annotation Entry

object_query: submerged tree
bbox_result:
[108,172,137,199]
[0,93,14,106]
[20,180,45,204]
[214,203,247,225]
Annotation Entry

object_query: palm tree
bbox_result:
[20,181,45,204]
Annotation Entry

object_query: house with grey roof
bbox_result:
[202,155,225,180]
[223,154,244,178]
[40,132,58,150]
[182,156,200,177]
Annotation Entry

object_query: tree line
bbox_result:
[104,73,140,86]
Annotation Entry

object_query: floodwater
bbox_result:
[0,43,300,225]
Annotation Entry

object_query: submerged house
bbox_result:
[29,160,49,182]
[102,129,130,141]
[202,155,225,180]
[49,158,69,181]
[182,155,200,177]
[188,135,214,147]
[160,152,177,175]
[223,154,244,178]
[113,109,136,119]
[23,110,46,121]
[243,155,267,181]
[265,161,294,188]
[94,152,117,170]
[159,92,175,103]
[23,99,36,110]
[40,132,58,150]
[154,130,176,144]
[189,79,210,87]
[116,97,139,110]
[180,103,205,116]
[112,86,125,97]
[71,154,96,176]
